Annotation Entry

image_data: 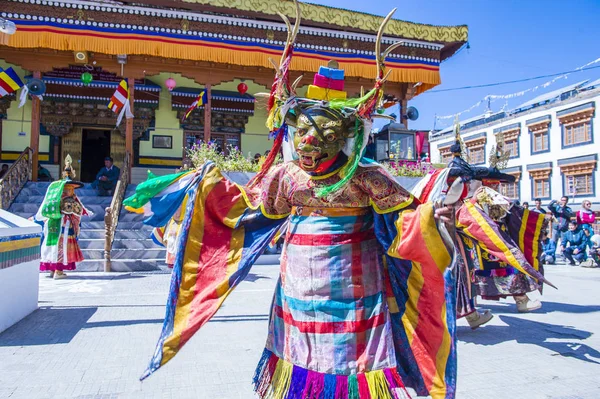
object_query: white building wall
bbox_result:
[431,90,600,206]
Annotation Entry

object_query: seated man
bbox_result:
[37,164,53,182]
[540,231,556,265]
[561,221,588,266]
[92,157,120,196]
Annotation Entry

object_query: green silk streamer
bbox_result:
[41,180,67,246]
[315,118,364,198]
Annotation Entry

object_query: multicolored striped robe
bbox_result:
[124,160,458,399]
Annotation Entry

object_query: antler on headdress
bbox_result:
[249,0,302,188]
[356,8,402,120]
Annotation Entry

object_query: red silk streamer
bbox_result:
[248,128,285,188]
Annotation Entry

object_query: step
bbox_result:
[82,248,166,260]
[77,258,166,272]
[78,238,160,250]
[79,229,151,240]
[81,221,145,230]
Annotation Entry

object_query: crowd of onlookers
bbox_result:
[528,196,600,268]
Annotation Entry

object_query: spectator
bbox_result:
[253,153,261,164]
[0,164,8,179]
[583,234,600,268]
[91,156,120,196]
[532,198,547,214]
[548,196,574,243]
[576,200,595,237]
[540,231,556,265]
[37,164,53,182]
[523,201,529,209]
[264,149,271,157]
[561,221,588,266]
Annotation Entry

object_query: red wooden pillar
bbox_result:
[203,83,211,143]
[126,77,135,183]
[30,71,41,181]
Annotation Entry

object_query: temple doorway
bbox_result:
[81,129,111,182]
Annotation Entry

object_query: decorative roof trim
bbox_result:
[41,78,162,91]
[6,0,454,48]
[171,89,255,102]
[43,93,158,103]
[526,115,551,126]
[172,104,254,113]
[503,165,522,174]
[1,10,440,62]
[556,101,595,118]
[463,132,487,142]
[493,122,521,134]
[526,162,552,171]
[558,154,598,168]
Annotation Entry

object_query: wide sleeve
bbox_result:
[363,168,457,399]
[124,163,290,379]
[456,202,553,287]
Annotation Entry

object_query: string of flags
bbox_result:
[435,56,600,125]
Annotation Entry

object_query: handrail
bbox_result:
[0,147,33,210]
[103,151,130,272]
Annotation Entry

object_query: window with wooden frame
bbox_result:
[527,118,551,154]
[558,104,594,148]
[504,139,519,158]
[469,147,485,164]
[464,136,487,165]
[529,168,551,199]
[533,131,549,152]
[495,127,520,159]
[499,171,521,199]
[533,178,550,198]
[559,159,596,197]
[499,181,519,198]
[563,121,592,146]
[439,146,452,164]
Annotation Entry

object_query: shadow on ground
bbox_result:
[480,301,600,315]
[459,315,600,364]
[0,305,270,347]
[51,274,147,281]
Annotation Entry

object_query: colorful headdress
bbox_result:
[250,2,403,197]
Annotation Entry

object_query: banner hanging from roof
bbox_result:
[6,20,441,94]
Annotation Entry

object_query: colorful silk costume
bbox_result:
[125,4,460,398]
[35,156,89,273]
[412,128,552,319]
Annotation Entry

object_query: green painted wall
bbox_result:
[1,60,50,155]
[138,72,197,160]
[212,79,271,156]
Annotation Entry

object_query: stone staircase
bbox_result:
[8,182,167,272]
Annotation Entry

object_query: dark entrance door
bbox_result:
[81,129,111,182]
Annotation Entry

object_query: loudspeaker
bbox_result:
[405,106,419,121]
[27,78,46,96]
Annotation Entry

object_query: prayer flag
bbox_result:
[107,79,133,126]
[181,90,207,122]
[0,67,24,97]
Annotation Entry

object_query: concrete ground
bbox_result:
[0,263,599,399]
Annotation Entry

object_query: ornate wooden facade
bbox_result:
[0,0,468,181]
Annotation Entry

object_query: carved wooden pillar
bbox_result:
[30,71,42,181]
[203,83,211,143]
[400,99,408,128]
[126,78,135,183]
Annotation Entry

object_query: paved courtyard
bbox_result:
[1,263,599,399]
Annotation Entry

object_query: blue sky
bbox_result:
[308,0,600,130]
